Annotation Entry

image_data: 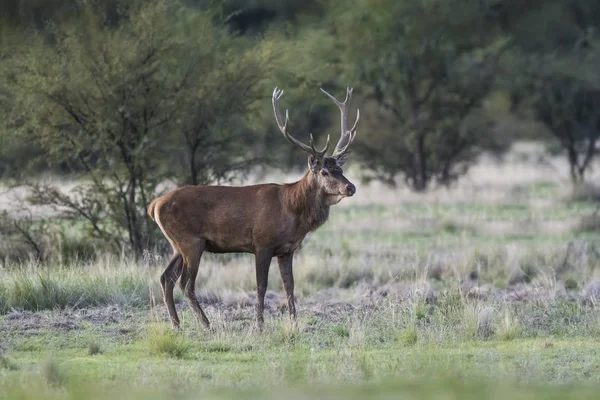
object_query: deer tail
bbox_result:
[147,198,159,221]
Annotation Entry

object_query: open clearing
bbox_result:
[2,144,600,399]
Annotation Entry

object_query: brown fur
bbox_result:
[150,158,355,328]
[283,171,330,232]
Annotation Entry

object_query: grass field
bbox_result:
[2,143,600,399]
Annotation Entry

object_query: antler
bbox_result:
[272,88,330,158]
[320,87,360,166]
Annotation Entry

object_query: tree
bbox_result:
[175,41,272,186]
[516,49,600,183]
[325,0,511,191]
[4,0,272,258]
[501,0,600,184]
[0,24,52,179]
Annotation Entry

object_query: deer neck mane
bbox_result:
[283,171,330,232]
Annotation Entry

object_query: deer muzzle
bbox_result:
[346,183,356,196]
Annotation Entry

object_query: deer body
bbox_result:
[150,175,331,256]
[150,87,360,328]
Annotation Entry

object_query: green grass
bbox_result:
[3,319,600,399]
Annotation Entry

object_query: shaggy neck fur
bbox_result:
[283,171,330,232]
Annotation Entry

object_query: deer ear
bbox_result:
[308,154,320,172]
[335,152,350,167]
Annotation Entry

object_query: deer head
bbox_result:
[272,87,360,203]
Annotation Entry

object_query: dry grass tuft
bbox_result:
[496,310,521,341]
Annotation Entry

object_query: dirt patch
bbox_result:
[0,306,127,336]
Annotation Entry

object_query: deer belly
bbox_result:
[204,235,253,254]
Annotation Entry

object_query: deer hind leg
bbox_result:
[180,239,210,328]
[255,249,273,328]
[160,252,184,328]
[154,204,184,328]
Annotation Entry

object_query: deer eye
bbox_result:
[321,170,329,177]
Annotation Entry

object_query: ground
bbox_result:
[2,143,600,399]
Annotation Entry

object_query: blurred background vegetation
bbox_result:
[1,0,600,262]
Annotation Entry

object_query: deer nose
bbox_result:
[346,183,356,196]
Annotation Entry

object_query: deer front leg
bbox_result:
[277,252,296,322]
[255,249,273,328]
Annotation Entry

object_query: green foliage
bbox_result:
[499,1,600,184]
[2,0,276,258]
[495,0,600,53]
[513,48,600,183]
[207,0,325,35]
[325,0,511,190]
[0,210,104,264]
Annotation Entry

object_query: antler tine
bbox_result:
[272,87,314,155]
[320,87,360,165]
[335,109,359,153]
[320,87,351,107]
[309,133,330,158]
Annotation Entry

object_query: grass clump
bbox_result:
[0,355,18,371]
[440,219,476,235]
[355,354,374,380]
[0,261,153,313]
[332,323,350,339]
[200,342,233,353]
[10,272,75,311]
[564,277,578,291]
[0,286,7,314]
[463,304,495,340]
[414,300,430,321]
[272,317,311,346]
[146,323,192,359]
[397,324,418,346]
[87,340,103,356]
[41,358,66,388]
[282,357,308,384]
[496,310,521,341]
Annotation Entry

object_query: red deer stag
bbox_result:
[147,87,360,328]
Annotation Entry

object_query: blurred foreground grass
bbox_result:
[2,335,600,400]
[2,377,600,400]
